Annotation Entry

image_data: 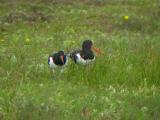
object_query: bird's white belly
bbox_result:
[76,53,95,65]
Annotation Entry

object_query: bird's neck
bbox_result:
[81,49,94,60]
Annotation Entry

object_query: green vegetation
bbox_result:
[0,0,160,119]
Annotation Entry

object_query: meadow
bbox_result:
[0,0,160,119]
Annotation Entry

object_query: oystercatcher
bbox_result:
[48,51,68,74]
[70,40,102,65]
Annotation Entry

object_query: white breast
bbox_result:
[48,57,58,69]
[76,53,95,65]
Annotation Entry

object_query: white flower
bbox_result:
[141,106,148,112]
[39,83,44,87]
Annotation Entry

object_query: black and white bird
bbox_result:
[48,51,68,74]
[70,40,102,65]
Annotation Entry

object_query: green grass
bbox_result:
[0,0,160,119]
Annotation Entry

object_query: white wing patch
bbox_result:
[76,53,95,65]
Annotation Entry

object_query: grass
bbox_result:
[0,0,160,119]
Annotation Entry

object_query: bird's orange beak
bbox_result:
[60,55,64,64]
[91,46,104,55]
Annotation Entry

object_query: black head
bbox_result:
[58,51,65,56]
[82,40,93,50]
